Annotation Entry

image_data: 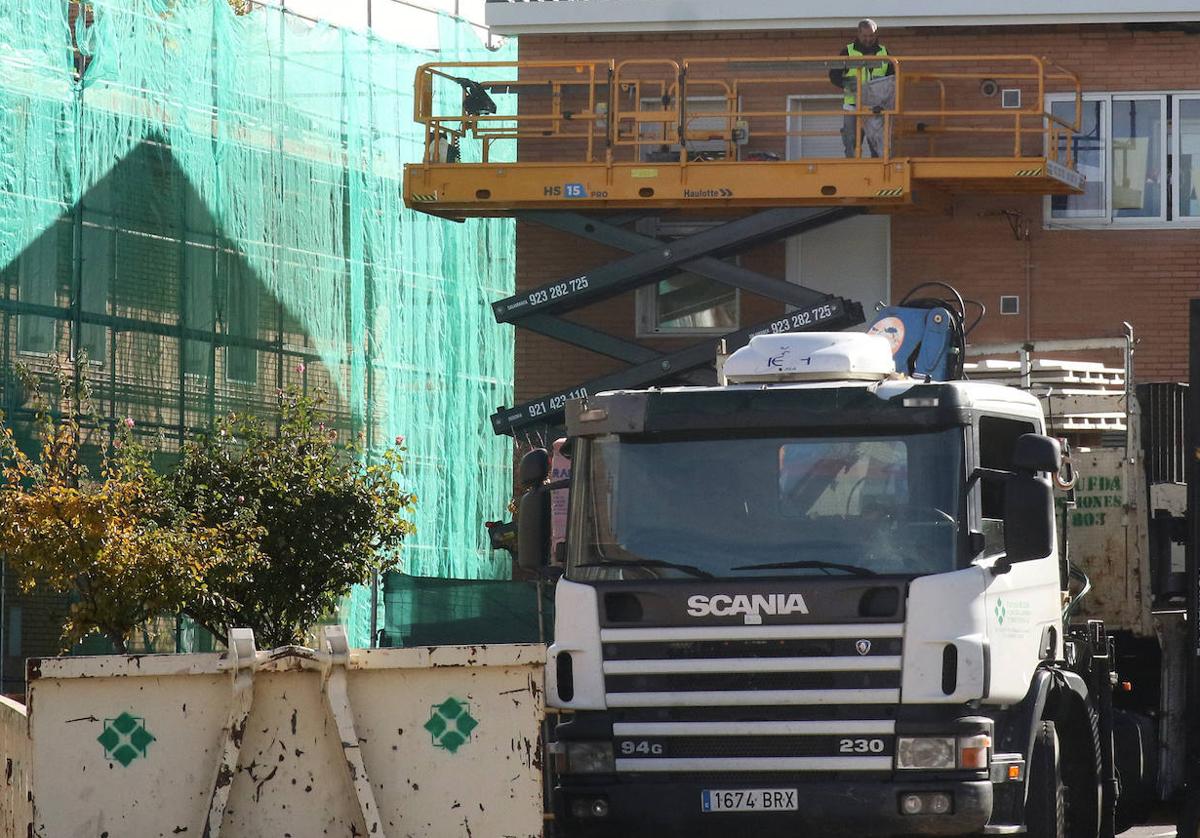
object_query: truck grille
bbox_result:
[601,623,902,773]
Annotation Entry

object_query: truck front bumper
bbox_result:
[555,777,993,838]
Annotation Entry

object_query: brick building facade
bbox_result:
[487,3,1200,402]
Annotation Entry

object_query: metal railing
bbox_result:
[412,53,1082,167]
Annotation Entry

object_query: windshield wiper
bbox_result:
[731,560,877,577]
[576,559,716,580]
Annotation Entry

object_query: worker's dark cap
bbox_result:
[858,19,879,32]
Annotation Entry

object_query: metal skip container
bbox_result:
[2,628,545,837]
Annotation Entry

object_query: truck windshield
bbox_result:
[569,428,964,580]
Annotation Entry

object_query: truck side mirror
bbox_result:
[518,448,551,490]
[1002,473,1055,565]
[1012,433,1061,474]
[517,486,551,572]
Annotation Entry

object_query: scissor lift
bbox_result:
[402,53,1084,436]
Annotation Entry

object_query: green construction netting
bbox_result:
[0,0,516,649]
[380,572,553,648]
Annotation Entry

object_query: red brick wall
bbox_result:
[511,23,1200,399]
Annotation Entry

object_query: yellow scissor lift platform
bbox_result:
[400,54,1085,435]
[403,54,1083,218]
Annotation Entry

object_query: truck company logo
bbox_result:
[766,345,812,370]
[856,639,872,656]
[868,316,906,354]
[97,712,156,767]
[686,593,809,625]
[424,697,479,754]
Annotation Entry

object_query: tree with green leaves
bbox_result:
[170,386,415,648]
[0,363,260,653]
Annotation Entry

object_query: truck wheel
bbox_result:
[1026,721,1067,838]
[1179,791,1200,838]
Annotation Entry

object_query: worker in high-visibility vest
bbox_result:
[828,19,895,158]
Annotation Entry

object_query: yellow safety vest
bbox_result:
[844,43,889,107]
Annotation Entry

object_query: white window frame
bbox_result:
[1045,92,1193,229]
[1173,94,1200,224]
[1046,94,1108,222]
[1109,94,1167,226]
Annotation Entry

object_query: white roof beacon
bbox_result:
[722,332,897,384]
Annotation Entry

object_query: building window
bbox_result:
[633,218,738,336]
[18,224,60,355]
[1049,98,1106,220]
[1045,93,1200,226]
[80,223,111,364]
[183,179,217,377]
[183,243,215,376]
[1179,96,1200,218]
[636,274,739,335]
[225,256,258,385]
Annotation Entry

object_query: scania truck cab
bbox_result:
[522,327,1117,838]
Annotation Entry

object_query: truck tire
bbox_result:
[1112,710,1154,832]
[1179,791,1200,838]
[1026,721,1067,838]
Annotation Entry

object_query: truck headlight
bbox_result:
[896,736,956,770]
[565,742,615,774]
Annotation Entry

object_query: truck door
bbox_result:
[977,416,1064,704]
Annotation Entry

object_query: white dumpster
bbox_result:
[0,695,31,837]
[1,628,545,837]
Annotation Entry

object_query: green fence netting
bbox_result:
[0,0,516,652]
[380,572,553,648]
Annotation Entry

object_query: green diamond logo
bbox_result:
[995,599,1006,625]
[436,698,464,720]
[439,731,466,753]
[111,744,138,767]
[98,712,155,767]
[97,726,120,752]
[426,698,478,754]
[423,711,447,738]
[456,712,478,737]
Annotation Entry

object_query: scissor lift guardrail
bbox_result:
[404,54,1083,216]
[399,54,1085,436]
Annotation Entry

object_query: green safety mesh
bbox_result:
[0,0,516,649]
[380,572,553,648]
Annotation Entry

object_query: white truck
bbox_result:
[518,316,1124,838]
[11,299,1200,838]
